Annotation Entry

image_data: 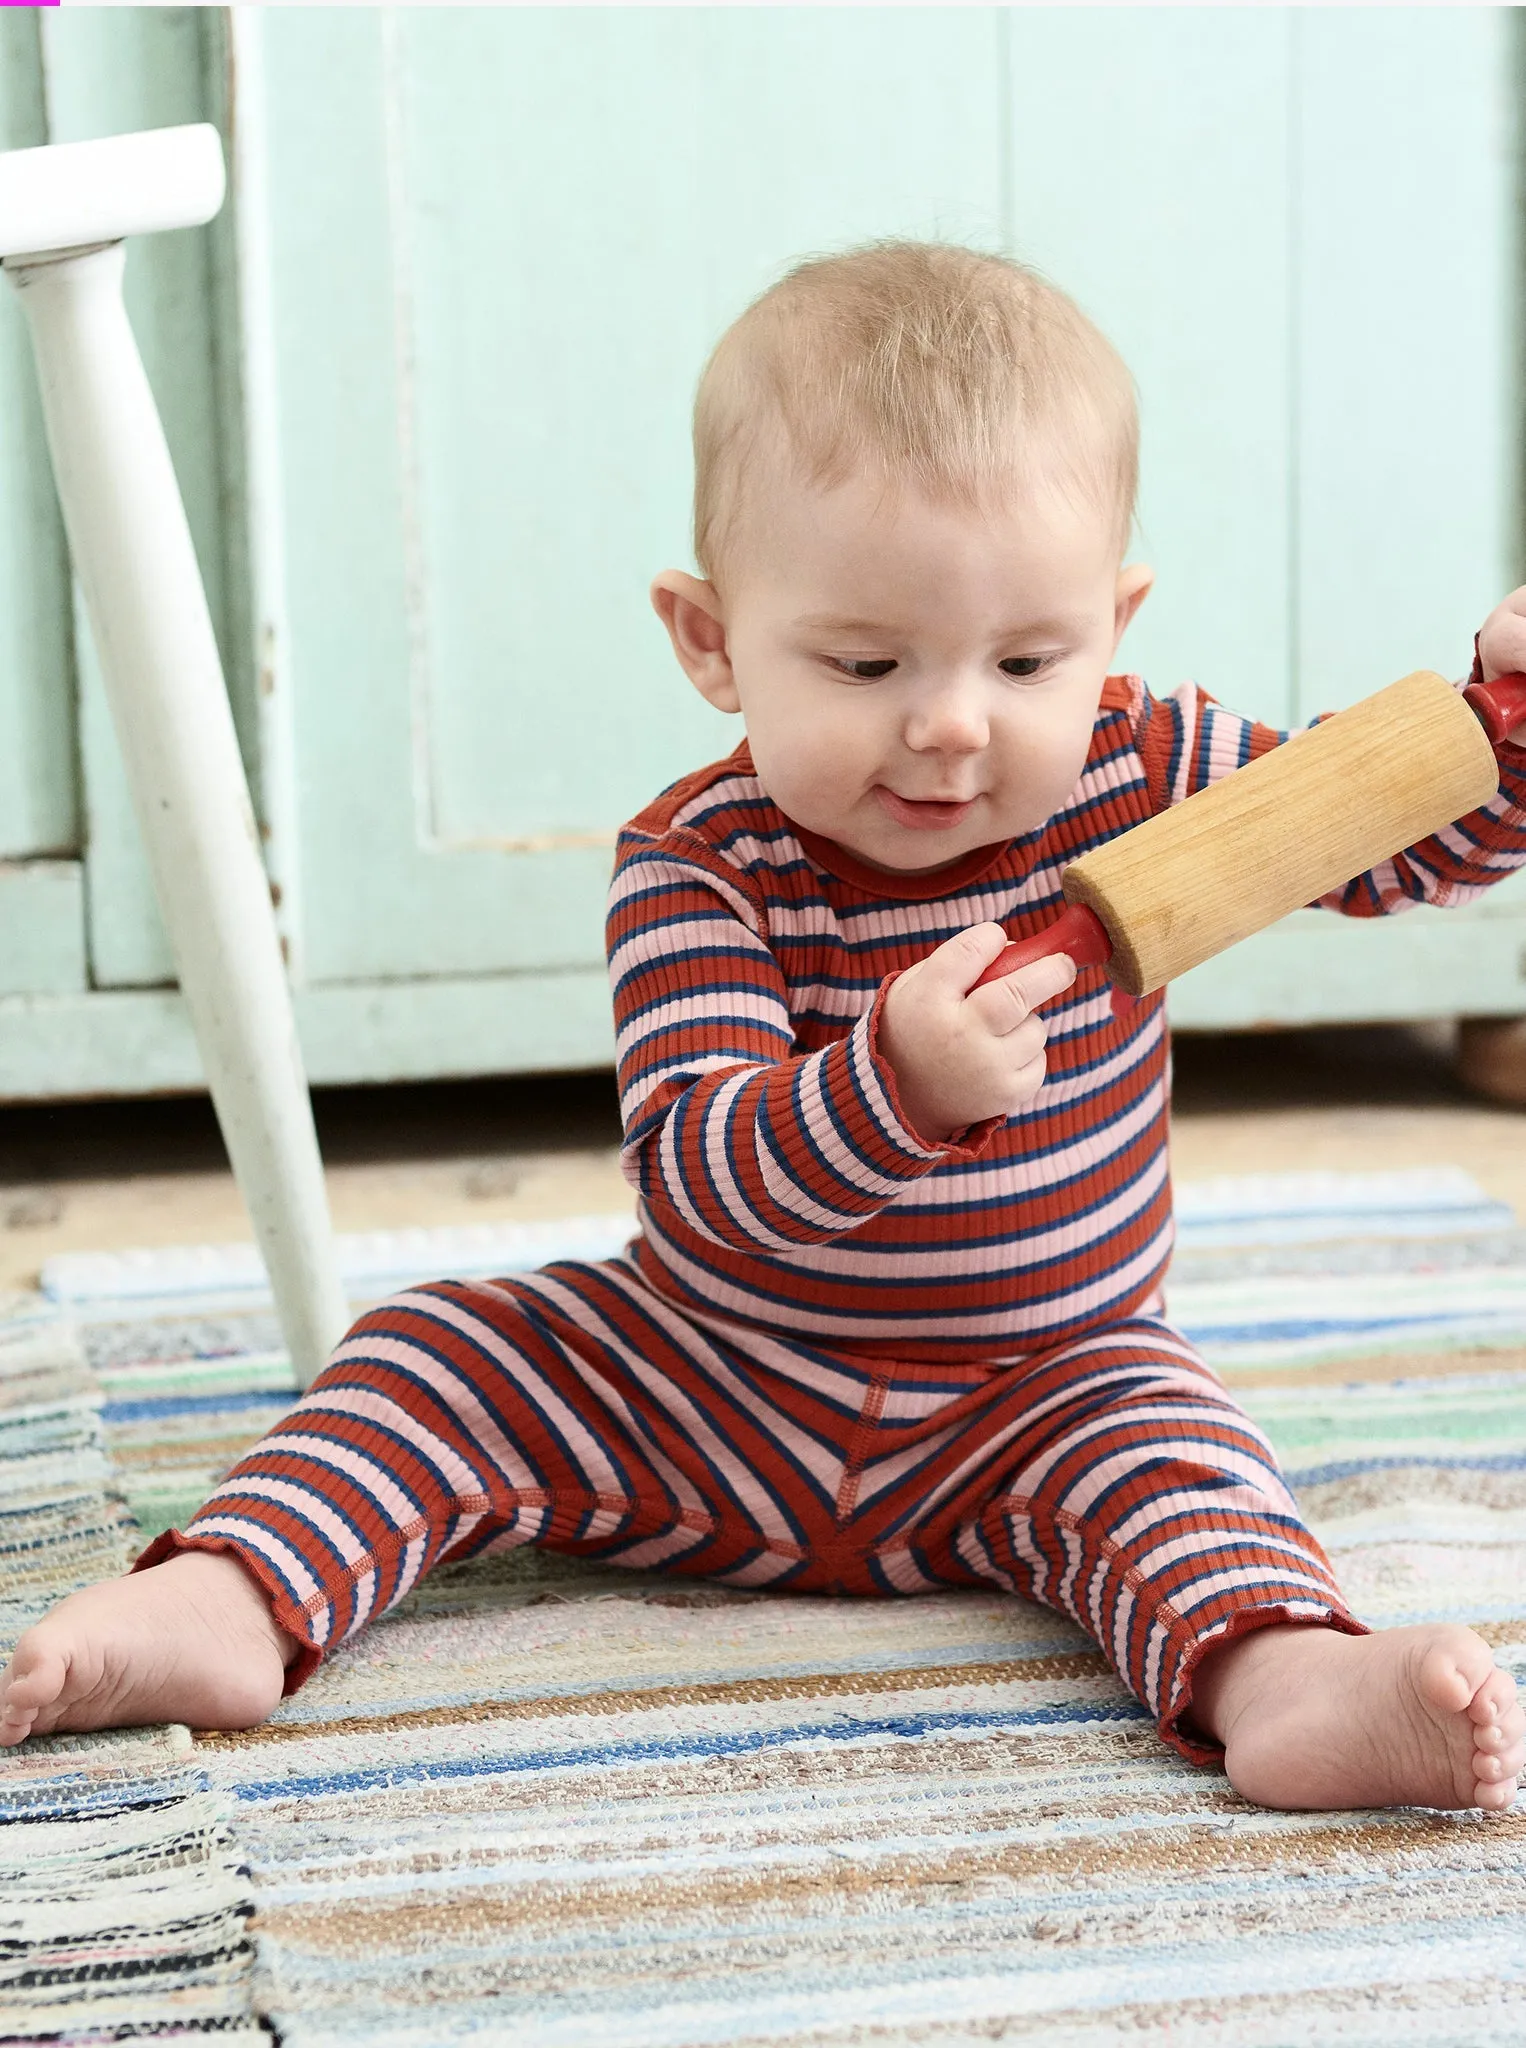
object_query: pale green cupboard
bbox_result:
[1,6,1522,1098]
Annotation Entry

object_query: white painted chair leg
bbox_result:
[6,241,349,1387]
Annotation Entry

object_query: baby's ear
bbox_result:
[651,571,740,712]
[1113,562,1154,649]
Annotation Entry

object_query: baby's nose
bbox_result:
[905,678,989,752]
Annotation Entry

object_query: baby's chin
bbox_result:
[822,814,1031,878]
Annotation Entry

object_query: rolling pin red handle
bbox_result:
[972,902,1136,1019]
[1464,671,1526,747]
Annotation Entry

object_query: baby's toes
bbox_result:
[1474,1700,1525,1754]
[4,1638,68,1709]
[0,1640,67,1746]
[1477,1726,1525,1778]
[1467,1664,1517,1727]
[1474,1743,1520,1785]
[0,1697,37,1746]
[1476,1772,1519,1812]
[1471,1696,1524,1807]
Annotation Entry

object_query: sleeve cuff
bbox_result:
[862,976,1005,1162]
[133,1525,324,1695]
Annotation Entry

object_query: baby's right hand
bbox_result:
[877,923,1078,1145]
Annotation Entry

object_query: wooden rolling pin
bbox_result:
[976,668,1526,1005]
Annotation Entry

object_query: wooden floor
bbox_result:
[2,1022,1525,1291]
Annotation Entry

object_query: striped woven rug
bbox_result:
[4,1169,1526,2043]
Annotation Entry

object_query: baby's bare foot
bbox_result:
[1192,1622,1524,1811]
[0,1549,298,1746]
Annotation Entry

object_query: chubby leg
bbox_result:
[1,1258,794,1742]
[928,1316,1520,1811]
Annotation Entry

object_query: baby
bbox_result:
[6,241,1526,1812]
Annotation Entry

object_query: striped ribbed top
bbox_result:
[606,674,1526,1363]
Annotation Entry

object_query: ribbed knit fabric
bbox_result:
[609,673,1526,1360]
[136,670,1526,1758]
[139,1268,1359,1763]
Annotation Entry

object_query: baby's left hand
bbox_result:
[1477,587,1526,744]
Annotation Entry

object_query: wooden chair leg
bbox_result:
[5,235,349,1388]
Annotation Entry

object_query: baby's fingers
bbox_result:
[1479,587,1526,677]
[968,949,1076,1035]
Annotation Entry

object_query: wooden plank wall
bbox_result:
[0,8,1521,1099]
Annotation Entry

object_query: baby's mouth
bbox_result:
[873,787,980,831]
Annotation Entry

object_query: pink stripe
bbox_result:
[409,1292,635,1501]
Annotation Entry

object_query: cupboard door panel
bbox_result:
[0,862,86,997]
[1006,8,1294,727]
[256,7,1009,982]
[40,7,254,989]
[1294,7,1515,718]
[0,16,78,867]
[397,8,1013,851]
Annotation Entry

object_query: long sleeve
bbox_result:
[1132,673,1526,916]
[606,831,995,1255]
[595,737,1176,1359]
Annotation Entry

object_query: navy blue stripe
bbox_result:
[230,1699,1153,1802]
[1283,1451,1526,1486]
[103,1391,291,1423]
[541,1262,832,1544]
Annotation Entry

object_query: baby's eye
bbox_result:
[999,656,1048,679]
[830,658,897,681]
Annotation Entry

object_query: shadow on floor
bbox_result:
[1170,1020,1466,1116]
[0,1023,1473,1188]
[0,1069,626,1185]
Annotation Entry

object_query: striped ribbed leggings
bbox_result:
[136,1254,1362,1762]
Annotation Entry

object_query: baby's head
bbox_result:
[653,240,1153,874]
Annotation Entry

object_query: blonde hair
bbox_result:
[693,240,1138,587]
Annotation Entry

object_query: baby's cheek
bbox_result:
[750,708,869,820]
